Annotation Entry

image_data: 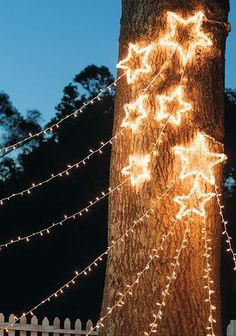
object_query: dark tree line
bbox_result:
[0,65,235,328]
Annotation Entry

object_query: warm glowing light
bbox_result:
[117,43,153,84]
[174,180,215,219]
[175,132,227,185]
[159,11,213,65]
[202,223,217,336]
[155,86,192,125]
[122,154,151,187]
[121,95,148,133]
[145,223,189,335]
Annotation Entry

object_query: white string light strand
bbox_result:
[0,44,183,205]
[0,178,130,250]
[215,184,236,270]
[0,74,126,155]
[0,130,123,206]
[0,183,174,333]
[144,222,190,336]
[86,215,182,336]
[202,219,217,336]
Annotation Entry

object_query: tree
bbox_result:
[101,1,230,335]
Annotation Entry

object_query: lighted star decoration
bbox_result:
[155,86,192,125]
[121,95,148,133]
[117,43,153,84]
[174,180,215,220]
[159,11,213,65]
[121,154,151,187]
[174,132,227,185]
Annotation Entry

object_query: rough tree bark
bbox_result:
[101,1,230,335]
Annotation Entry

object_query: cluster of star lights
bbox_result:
[115,10,227,336]
[0,9,232,336]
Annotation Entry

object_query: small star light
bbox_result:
[175,132,227,185]
[117,43,153,84]
[121,95,148,133]
[174,180,215,220]
[121,154,151,187]
[160,11,213,65]
[155,86,192,125]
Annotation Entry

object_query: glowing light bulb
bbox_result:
[117,43,153,84]
[175,132,227,185]
[122,154,151,187]
[121,95,148,133]
[160,11,213,65]
[155,86,192,125]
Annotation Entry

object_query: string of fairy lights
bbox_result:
[0,130,124,206]
[0,178,129,250]
[0,8,233,336]
[145,222,190,336]
[215,185,236,270]
[86,216,186,336]
[202,219,217,336]
[0,73,125,155]
[0,183,174,333]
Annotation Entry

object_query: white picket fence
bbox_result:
[0,314,98,336]
[0,313,236,335]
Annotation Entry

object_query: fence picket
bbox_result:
[31,315,38,336]
[75,319,81,336]
[8,315,15,336]
[85,320,93,334]
[53,317,60,336]
[64,318,71,336]
[42,317,49,336]
[20,315,27,336]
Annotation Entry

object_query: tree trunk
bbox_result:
[101,1,229,335]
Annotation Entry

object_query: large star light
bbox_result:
[121,95,148,133]
[117,43,153,84]
[121,154,151,187]
[175,132,227,185]
[160,11,213,65]
[155,86,192,125]
[174,181,215,219]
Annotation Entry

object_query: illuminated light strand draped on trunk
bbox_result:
[145,223,190,335]
[0,74,125,155]
[202,220,217,336]
[215,185,236,270]
[85,216,184,336]
[0,183,174,333]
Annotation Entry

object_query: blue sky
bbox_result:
[0,0,235,123]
